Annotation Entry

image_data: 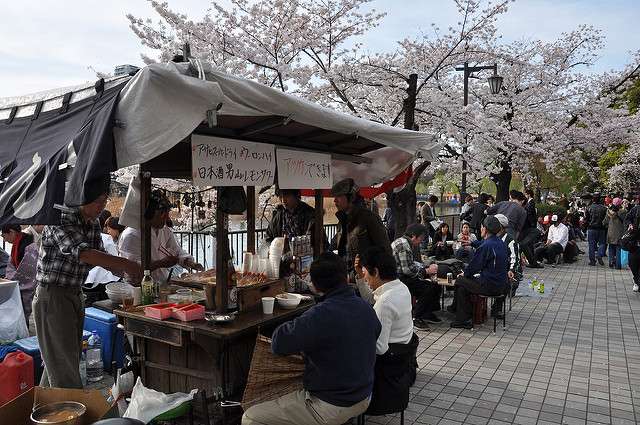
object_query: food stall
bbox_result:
[0,59,441,416]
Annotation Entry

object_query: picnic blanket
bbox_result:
[241,335,304,410]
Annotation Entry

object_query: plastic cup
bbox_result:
[262,297,275,315]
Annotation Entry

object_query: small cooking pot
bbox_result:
[31,401,86,425]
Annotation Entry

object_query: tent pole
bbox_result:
[247,186,256,254]
[314,190,324,259]
[140,170,152,274]
[215,188,229,313]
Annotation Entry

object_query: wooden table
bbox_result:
[114,301,313,399]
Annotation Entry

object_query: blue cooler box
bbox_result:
[84,307,125,370]
[14,331,91,383]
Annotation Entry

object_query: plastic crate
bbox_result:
[83,307,124,370]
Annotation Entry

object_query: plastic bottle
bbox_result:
[79,341,88,386]
[86,331,104,382]
[539,280,545,294]
[141,270,155,305]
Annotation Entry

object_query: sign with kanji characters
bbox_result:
[191,135,276,187]
[276,148,333,189]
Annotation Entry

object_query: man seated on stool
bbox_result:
[242,252,381,425]
[391,224,441,329]
[534,214,568,266]
[450,216,510,329]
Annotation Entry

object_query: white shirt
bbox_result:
[118,226,194,283]
[85,233,120,287]
[356,278,413,355]
[548,223,569,249]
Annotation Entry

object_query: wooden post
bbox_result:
[215,189,229,313]
[314,190,324,258]
[140,171,152,273]
[246,186,256,254]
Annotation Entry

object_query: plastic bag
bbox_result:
[123,377,196,424]
[0,280,29,344]
[119,175,141,229]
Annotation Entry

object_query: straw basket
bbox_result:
[241,335,304,410]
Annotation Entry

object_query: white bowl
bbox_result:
[275,293,301,309]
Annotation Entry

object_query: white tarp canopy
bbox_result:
[1,61,442,188]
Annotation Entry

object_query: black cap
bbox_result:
[331,178,359,197]
[482,216,502,234]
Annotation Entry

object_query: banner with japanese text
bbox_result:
[276,148,333,189]
[191,135,275,186]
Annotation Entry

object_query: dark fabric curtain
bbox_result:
[0,81,125,225]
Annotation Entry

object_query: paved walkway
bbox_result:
[369,247,640,425]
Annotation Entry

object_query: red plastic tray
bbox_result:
[144,303,177,320]
[171,303,205,322]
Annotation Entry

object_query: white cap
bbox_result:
[551,214,559,222]
[494,214,509,228]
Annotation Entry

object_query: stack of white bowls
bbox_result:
[105,281,133,303]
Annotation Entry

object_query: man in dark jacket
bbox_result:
[520,189,543,268]
[331,178,391,280]
[585,193,608,266]
[420,195,439,239]
[486,190,527,239]
[242,252,381,425]
[450,216,510,329]
[466,193,491,239]
[265,188,325,250]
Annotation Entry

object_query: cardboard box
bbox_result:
[1,386,116,425]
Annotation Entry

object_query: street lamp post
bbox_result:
[455,62,503,195]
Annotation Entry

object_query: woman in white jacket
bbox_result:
[355,246,414,354]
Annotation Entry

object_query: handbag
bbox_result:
[620,230,638,253]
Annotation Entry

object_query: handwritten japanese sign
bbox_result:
[191,135,275,187]
[276,148,333,189]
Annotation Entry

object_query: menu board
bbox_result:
[191,135,275,186]
[276,148,333,189]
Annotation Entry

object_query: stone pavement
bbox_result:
[367,247,640,425]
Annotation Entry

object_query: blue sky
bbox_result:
[1,0,638,98]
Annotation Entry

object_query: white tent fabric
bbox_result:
[1,61,442,188]
[113,64,225,169]
[111,62,441,187]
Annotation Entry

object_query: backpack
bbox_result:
[436,258,464,278]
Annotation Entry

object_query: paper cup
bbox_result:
[131,287,142,305]
[262,297,275,315]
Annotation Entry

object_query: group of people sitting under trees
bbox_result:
[246,180,640,425]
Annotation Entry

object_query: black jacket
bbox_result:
[524,199,537,230]
[585,203,607,230]
[265,201,327,250]
[366,333,419,416]
[468,202,489,231]
[334,206,391,275]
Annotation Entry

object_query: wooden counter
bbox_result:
[114,301,313,398]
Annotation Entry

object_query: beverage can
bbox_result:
[447,272,453,284]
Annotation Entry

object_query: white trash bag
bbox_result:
[123,377,196,424]
[0,280,29,344]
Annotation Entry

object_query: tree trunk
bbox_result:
[491,161,512,202]
[385,73,426,240]
[388,161,433,238]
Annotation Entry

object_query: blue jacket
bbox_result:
[271,285,381,407]
[464,235,509,290]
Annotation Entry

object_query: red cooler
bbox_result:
[0,351,34,406]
